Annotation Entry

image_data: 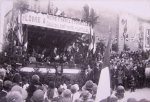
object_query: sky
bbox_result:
[52,0,150,20]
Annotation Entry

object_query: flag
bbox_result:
[95,28,112,102]
[48,0,51,14]
[93,30,96,54]
[88,27,94,50]
[23,26,28,51]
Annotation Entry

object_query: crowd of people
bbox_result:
[0,40,150,101]
[0,68,107,102]
[110,50,150,92]
[0,68,149,102]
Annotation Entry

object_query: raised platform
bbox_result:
[25,61,79,69]
[20,67,81,74]
[20,61,82,74]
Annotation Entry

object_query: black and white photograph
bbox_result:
[0,0,150,102]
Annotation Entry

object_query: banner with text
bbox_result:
[19,11,90,34]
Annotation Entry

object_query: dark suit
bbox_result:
[0,90,7,99]
[0,90,7,102]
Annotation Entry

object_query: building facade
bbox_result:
[118,13,150,53]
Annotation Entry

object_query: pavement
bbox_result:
[111,87,150,102]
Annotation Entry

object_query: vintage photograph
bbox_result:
[0,0,150,102]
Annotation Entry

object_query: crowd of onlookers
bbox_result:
[0,69,104,102]
[109,50,150,92]
[0,66,150,102]
[0,48,150,102]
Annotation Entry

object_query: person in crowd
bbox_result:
[67,84,72,90]
[82,80,97,94]
[0,80,12,100]
[85,65,93,81]
[26,74,43,102]
[51,47,60,63]
[127,98,137,102]
[70,84,80,102]
[115,86,125,100]
[11,85,28,101]
[51,87,64,102]
[91,85,97,100]
[5,65,14,81]
[44,81,58,102]
[130,75,136,92]
[80,90,93,102]
[31,89,45,102]
[6,91,23,102]
[117,62,124,87]
[22,77,29,90]
[74,99,83,102]
[12,73,22,87]
[111,63,117,90]
[93,63,101,84]
[110,96,118,102]
[58,89,72,102]
[139,98,149,102]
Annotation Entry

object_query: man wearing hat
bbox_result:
[31,89,45,102]
[82,80,97,94]
[79,90,93,102]
[6,91,23,102]
[0,80,12,101]
[11,85,28,101]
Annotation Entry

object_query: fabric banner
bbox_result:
[19,11,90,34]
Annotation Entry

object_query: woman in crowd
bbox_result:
[45,81,58,102]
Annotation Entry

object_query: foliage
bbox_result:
[83,4,99,28]
[112,43,118,52]
[14,0,29,13]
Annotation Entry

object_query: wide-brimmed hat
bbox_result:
[62,89,71,98]
[11,85,28,100]
[110,96,118,102]
[58,98,72,102]
[32,89,44,102]
[82,80,97,90]
[6,91,22,102]
[74,99,82,102]
[127,98,137,102]
[80,90,92,100]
